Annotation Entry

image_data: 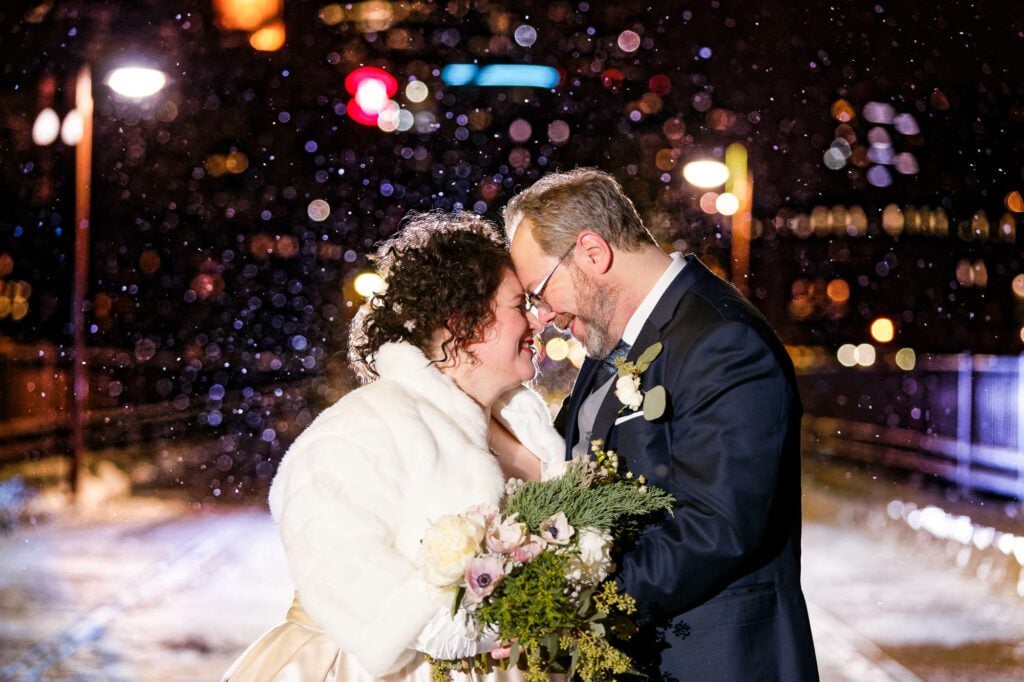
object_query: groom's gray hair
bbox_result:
[502,168,656,255]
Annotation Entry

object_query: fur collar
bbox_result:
[373,341,489,447]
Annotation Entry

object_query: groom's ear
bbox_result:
[576,231,613,276]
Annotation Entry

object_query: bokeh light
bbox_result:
[683,160,729,187]
[826,279,850,304]
[617,30,641,52]
[895,348,917,371]
[249,21,286,51]
[405,80,428,103]
[514,24,537,47]
[1012,274,1024,299]
[31,107,60,145]
[870,317,895,343]
[567,338,586,368]
[354,272,386,298]
[60,109,84,145]
[715,192,739,215]
[854,343,877,367]
[106,67,167,98]
[307,199,331,222]
[698,192,719,214]
[837,344,857,367]
[545,337,568,361]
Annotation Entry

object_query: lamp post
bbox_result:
[34,63,165,494]
[682,143,753,297]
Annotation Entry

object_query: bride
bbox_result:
[223,211,565,681]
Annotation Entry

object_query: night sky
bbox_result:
[1,0,1022,496]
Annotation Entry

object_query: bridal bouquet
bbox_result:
[420,441,675,682]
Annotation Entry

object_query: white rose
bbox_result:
[419,514,485,587]
[571,528,614,584]
[615,375,643,410]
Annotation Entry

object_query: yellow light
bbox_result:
[250,21,286,51]
[682,160,729,188]
[715,192,739,216]
[854,343,876,367]
[894,348,916,371]
[354,272,385,298]
[836,344,857,367]
[567,339,586,368]
[545,337,569,361]
[870,317,895,343]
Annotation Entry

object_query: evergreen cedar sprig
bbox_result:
[427,442,676,682]
[504,451,675,535]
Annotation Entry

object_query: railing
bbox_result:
[796,350,1024,500]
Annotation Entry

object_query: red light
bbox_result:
[601,68,624,90]
[344,67,398,127]
[649,74,672,95]
[344,66,398,97]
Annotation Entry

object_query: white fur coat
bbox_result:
[268,342,563,677]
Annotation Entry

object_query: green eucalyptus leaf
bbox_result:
[509,641,520,668]
[635,342,663,372]
[576,588,594,616]
[643,385,667,421]
[568,645,580,681]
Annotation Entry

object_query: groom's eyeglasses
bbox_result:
[525,243,575,317]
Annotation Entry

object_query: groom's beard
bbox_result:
[565,265,618,358]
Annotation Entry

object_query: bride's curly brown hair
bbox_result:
[348,211,514,383]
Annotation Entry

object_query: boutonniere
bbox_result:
[613,341,667,421]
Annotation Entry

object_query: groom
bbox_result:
[503,169,819,680]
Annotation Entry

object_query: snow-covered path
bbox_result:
[2,475,1023,681]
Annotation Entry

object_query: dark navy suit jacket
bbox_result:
[558,255,819,681]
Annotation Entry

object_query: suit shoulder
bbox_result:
[673,273,764,331]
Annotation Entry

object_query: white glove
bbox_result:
[413,606,500,660]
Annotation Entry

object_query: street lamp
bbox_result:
[33,63,166,495]
[682,143,753,297]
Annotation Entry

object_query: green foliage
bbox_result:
[476,551,577,643]
[505,459,674,534]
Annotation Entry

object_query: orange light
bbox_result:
[831,99,856,122]
[870,317,895,343]
[1006,191,1024,213]
[249,20,285,51]
[214,0,282,32]
[826,279,850,304]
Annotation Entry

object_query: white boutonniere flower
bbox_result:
[613,341,667,421]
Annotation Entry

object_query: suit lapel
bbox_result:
[589,254,710,443]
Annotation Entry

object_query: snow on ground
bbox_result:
[2,468,1024,681]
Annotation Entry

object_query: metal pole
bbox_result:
[69,64,93,496]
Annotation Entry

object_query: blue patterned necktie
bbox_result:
[591,339,631,394]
